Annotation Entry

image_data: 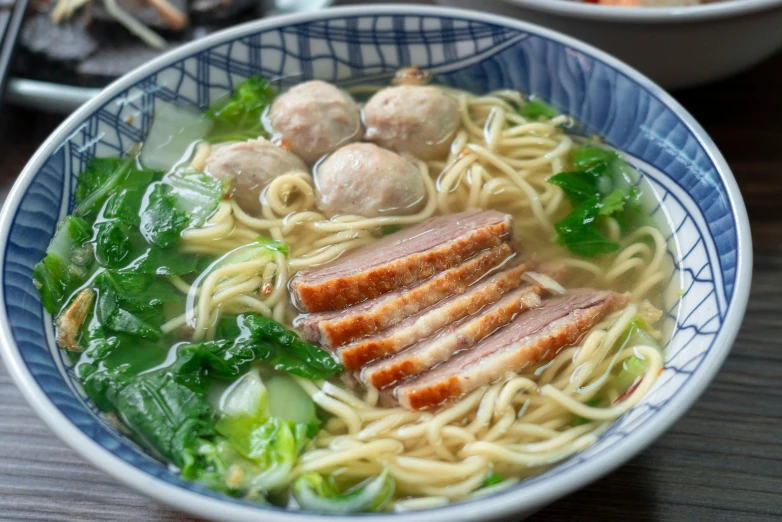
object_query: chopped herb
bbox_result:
[549,144,648,258]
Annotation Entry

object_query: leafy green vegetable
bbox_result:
[104,188,146,227]
[33,216,94,314]
[265,375,320,436]
[92,270,182,342]
[162,168,225,229]
[80,314,330,493]
[122,241,198,276]
[206,77,276,143]
[240,314,343,379]
[613,317,662,394]
[520,98,558,121]
[548,170,603,206]
[482,471,505,488]
[217,416,308,491]
[572,144,619,170]
[599,189,626,216]
[95,220,132,268]
[554,197,620,258]
[549,144,648,258]
[293,469,396,513]
[140,184,191,248]
[75,158,157,217]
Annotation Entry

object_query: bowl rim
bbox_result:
[0,4,752,522]
[496,0,782,23]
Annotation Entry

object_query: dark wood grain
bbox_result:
[1,51,781,522]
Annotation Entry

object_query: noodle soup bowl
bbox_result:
[0,5,751,521]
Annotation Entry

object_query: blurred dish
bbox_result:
[7,0,331,113]
[435,0,782,89]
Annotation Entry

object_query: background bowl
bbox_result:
[0,5,751,521]
[435,0,782,89]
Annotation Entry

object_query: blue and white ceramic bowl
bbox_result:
[0,5,752,521]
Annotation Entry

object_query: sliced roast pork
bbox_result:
[391,289,630,411]
[337,258,539,371]
[289,210,513,313]
[294,243,515,348]
[361,284,544,389]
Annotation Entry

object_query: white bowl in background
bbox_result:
[435,0,782,89]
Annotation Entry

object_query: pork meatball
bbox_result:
[269,80,362,164]
[363,85,459,160]
[204,138,307,216]
[314,143,426,218]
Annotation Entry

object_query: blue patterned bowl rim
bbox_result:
[0,5,752,522]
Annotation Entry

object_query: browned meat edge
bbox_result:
[289,210,513,313]
[294,243,515,348]
[393,289,630,411]
[361,284,544,389]
[337,258,538,371]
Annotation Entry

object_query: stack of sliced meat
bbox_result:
[290,210,629,411]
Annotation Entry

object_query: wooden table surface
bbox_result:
[1,52,781,522]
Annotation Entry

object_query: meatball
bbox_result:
[204,138,307,215]
[363,85,459,160]
[314,143,426,218]
[269,80,362,164]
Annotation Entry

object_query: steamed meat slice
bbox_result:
[294,242,515,348]
[314,143,425,218]
[289,210,513,313]
[391,289,630,411]
[363,85,460,160]
[361,284,544,389]
[269,80,362,164]
[337,258,539,371]
[204,138,307,216]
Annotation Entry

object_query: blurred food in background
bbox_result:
[584,0,717,5]
[16,0,272,86]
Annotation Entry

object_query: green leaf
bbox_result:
[95,220,132,268]
[557,224,620,258]
[216,417,309,491]
[239,314,343,379]
[104,188,146,227]
[549,143,651,258]
[255,235,289,256]
[33,216,95,314]
[482,471,504,488]
[598,189,626,216]
[163,168,225,229]
[122,241,199,276]
[293,469,396,513]
[75,158,157,217]
[519,98,558,120]
[548,171,601,206]
[613,317,662,394]
[265,375,319,436]
[139,184,190,248]
[91,270,183,341]
[206,77,276,143]
[572,144,620,170]
[117,374,213,465]
[97,270,183,306]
